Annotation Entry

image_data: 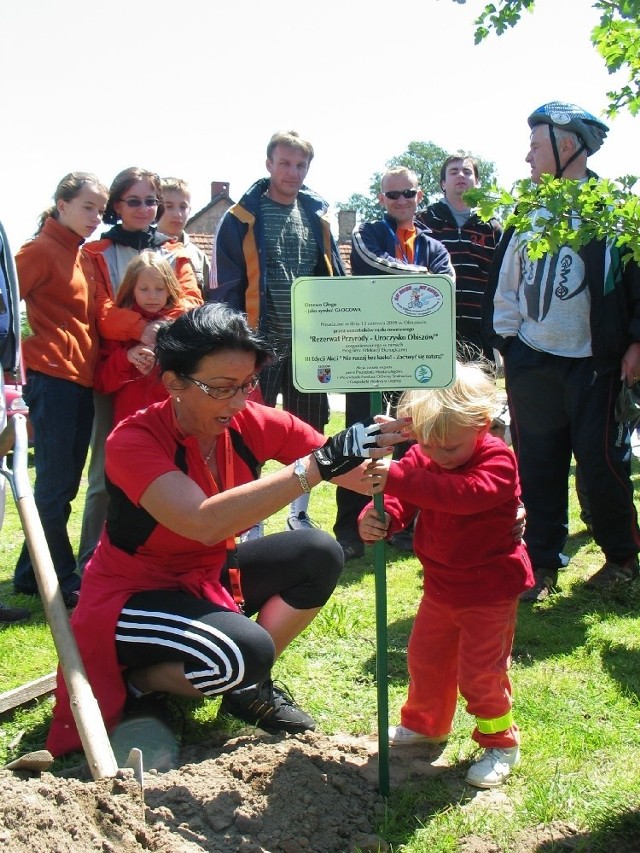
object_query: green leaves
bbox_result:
[466,175,640,264]
[461,0,640,116]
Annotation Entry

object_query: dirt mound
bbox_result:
[0,731,389,852]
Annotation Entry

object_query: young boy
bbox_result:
[359,361,533,788]
[157,177,210,296]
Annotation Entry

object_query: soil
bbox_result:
[0,731,590,852]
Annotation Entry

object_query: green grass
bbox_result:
[2,412,640,851]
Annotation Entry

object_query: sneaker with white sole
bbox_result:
[388,724,449,745]
[240,521,264,542]
[286,512,319,531]
[466,745,520,788]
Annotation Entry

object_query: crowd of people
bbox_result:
[1,101,639,790]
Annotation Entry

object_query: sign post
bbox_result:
[291,274,455,795]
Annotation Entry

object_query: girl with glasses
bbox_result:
[78,167,203,577]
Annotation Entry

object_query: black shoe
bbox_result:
[520,568,558,603]
[338,540,364,562]
[220,680,316,734]
[0,602,30,624]
[586,556,639,590]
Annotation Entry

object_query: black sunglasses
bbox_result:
[383,189,419,200]
[120,197,160,208]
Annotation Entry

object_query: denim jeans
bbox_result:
[14,371,94,595]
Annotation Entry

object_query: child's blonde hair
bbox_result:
[116,251,182,310]
[398,360,498,443]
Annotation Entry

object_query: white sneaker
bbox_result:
[388,724,448,745]
[466,746,520,788]
[286,512,319,531]
[240,522,264,542]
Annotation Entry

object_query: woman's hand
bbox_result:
[312,417,412,480]
[140,320,163,347]
[127,344,156,375]
[370,415,413,453]
[358,507,390,543]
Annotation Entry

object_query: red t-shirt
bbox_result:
[47,399,323,755]
[361,433,533,606]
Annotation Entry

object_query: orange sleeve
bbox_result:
[174,256,204,309]
[95,277,147,341]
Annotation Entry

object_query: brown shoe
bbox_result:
[586,557,639,590]
[520,569,557,603]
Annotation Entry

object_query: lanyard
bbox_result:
[207,430,245,612]
[384,221,421,266]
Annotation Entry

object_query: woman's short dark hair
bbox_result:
[103,167,163,225]
[155,303,275,377]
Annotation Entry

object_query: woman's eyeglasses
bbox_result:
[120,197,160,208]
[182,375,259,400]
[382,189,419,200]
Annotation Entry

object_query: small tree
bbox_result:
[337,140,498,222]
[452,0,640,262]
[464,0,640,117]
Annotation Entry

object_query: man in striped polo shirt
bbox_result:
[211,131,345,533]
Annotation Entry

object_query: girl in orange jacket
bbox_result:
[13,173,109,606]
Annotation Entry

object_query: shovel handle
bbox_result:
[9,415,118,779]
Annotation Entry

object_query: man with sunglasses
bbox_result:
[337,167,453,560]
[351,167,452,277]
[417,154,502,361]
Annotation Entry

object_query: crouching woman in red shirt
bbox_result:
[47,303,404,755]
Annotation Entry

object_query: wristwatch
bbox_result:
[294,458,311,493]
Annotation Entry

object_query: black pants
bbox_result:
[504,337,639,569]
[116,530,343,695]
[334,392,372,544]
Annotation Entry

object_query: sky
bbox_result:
[2,0,639,250]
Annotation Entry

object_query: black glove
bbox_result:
[313,418,382,480]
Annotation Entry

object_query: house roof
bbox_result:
[185,192,230,229]
[188,233,213,257]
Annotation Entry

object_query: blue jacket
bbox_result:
[0,221,20,374]
[350,213,454,278]
[210,178,345,330]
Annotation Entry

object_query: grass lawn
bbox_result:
[1,406,640,851]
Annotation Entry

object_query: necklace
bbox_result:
[204,438,217,465]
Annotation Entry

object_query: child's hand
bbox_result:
[361,458,390,494]
[127,344,156,375]
[358,507,390,543]
[512,502,526,542]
